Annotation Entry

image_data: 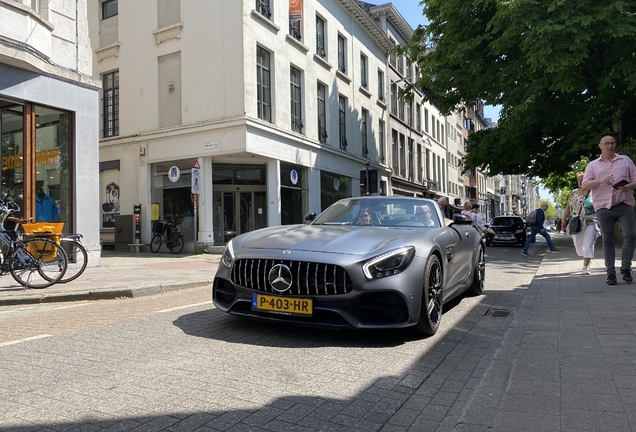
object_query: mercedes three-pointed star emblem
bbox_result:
[268,264,293,293]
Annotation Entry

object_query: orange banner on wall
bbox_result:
[289,0,302,21]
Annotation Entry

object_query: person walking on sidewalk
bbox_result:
[582,133,636,285]
[562,172,600,275]
[522,201,560,255]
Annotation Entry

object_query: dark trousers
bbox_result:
[596,202,636,275]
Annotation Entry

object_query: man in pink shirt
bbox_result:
[582,134,636,285]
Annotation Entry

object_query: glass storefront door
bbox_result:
[1,103,24,219]
[213,189,266,245]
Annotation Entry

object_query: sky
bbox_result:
[385,0,502,123]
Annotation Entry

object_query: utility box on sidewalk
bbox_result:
[114,214,134,252]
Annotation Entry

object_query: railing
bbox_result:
[256,0,271,18]
[289,23,301,41]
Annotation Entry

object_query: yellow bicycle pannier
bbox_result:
[22,222,64,261]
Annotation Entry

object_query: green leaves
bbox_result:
[403,0,636,177]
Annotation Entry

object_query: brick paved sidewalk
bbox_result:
[0,250,222,305]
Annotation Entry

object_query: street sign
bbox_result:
[191,160,200,194]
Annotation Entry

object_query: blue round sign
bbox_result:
[290,169,298,185]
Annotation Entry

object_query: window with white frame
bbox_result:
[360,54,368,89]
[425,108,429,133]
[378,69,385,101]
[337,35,346,74]
[361,109,368,157]
[290,66,303,133]
[408,138,414,181]
[390,82,397,116]
[103,70,119,137]
[339,95,347,149]
[379,120,385,163]
[102,0,118,19]
[399,134,406,176]
[256,0,271,19]
[317,82,327,143]
[398,97,404,122]
[256,46,272,122]
[397,55,403,75]
[392,130,398,172]
[316,16,326,57]
[416,104,421,131]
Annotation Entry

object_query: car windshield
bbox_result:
[312,197,441,228]
[491,217,522,227]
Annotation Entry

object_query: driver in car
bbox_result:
[357,208,372,225]
[415,205,436,227]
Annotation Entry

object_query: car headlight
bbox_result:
[221,240,235,268]
[362,246,415,280]
[487,228,495,234]
[514,229,524,234]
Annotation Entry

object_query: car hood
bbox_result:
[233,224,422,256]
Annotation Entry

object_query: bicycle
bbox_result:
[0,200,68,289]
[11,217,88,284]
[150,221,185,254]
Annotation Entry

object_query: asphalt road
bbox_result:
[0,245,542,431]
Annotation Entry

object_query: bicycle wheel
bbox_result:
[150,234,162,253]
[9,238,68,289]
[58,240,88,283]
[170,234,184,254]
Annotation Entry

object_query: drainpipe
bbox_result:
[75,0,79,71]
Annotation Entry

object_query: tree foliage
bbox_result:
[399,0,636,179]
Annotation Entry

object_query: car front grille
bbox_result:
[231,259,354,296]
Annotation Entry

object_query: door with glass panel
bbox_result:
[212,189,267,245]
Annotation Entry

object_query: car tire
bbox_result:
[486,240,492,247]
[468,245,485,296]
[414,254,443,336]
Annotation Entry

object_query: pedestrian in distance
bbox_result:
[461,202,476,225]
[471,203,486,235]
[555,217,562,234]
[562,172,600,275]
[522,201,560,255]
[438,196,452,220]
[582,133,636,285]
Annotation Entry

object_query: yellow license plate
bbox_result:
[252,294,313,316]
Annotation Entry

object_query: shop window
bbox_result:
[1,103,25,222]
[35,106,71,225]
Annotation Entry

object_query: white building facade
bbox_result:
[88,0,393,250]
[0,0,101,263]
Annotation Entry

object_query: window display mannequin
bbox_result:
[35,189,59,222]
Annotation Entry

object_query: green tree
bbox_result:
[399,0,636,178]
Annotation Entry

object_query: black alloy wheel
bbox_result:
[468,245,486,295]
[415,254,443,336]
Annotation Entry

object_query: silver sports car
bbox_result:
[213,196,485,336]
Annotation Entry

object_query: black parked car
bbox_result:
[485,216,527,247]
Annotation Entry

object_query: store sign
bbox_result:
[290,169,298,185]
[168,166,180,183]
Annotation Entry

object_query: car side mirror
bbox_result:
[303,212,317,224]
[452,213,473,225]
